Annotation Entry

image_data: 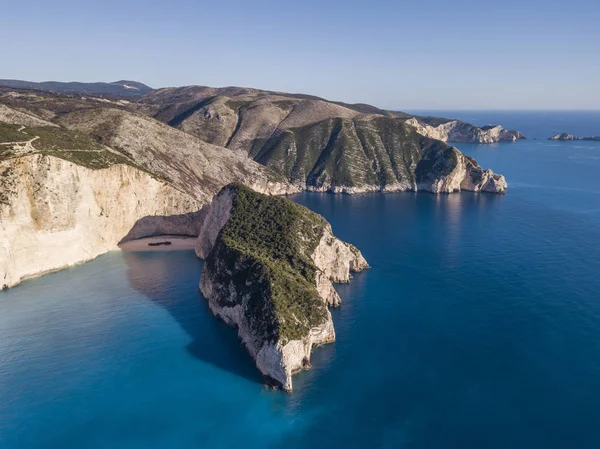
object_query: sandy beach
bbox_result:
[118,235,197,252]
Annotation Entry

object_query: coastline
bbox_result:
[118,235,197,252]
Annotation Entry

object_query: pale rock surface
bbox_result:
[56,108,298,203]
[194,188,233,259]
[0,104,57,127]
[311,225,369,306]
[197,187,368,390]
[304,181,415,195]
[406,117,525,143]
[417,148,508,194]
[549,133,600,141]
[0,154,203,289]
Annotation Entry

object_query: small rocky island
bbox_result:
[548,133,600,141]
[196,184,368,391]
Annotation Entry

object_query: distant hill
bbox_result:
[548,133,600,141]
[0,82,513,195]
[133,85,510,193]
[0,79,153,97]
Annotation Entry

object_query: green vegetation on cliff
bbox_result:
[0,123,139,169]
[253,116,431,189]
[139,85,508,192]
[206,184,329,343]
[0,123,28,142]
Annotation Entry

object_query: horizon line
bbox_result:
[2,78,599,112]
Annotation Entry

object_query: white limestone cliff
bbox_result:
[417,148,508,194]
[406,117,525,143]
[0,152,295,290]
[199,268,337,391]
[196,186,368,390]
[0,154,204,289]
[312,225,369,306]
[194,187,234,259]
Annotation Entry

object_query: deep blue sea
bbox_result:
[2,111,600,449]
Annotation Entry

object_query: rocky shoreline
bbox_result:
[405,117,525,143]
[548,133,600,141]
[196,184,368,391]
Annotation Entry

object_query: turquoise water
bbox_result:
[2,112,600,448]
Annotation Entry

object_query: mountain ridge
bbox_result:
[0,79,524,143]
[0,79,153,97]
[137,85,509,193]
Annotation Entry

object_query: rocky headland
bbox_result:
[548,133,600,141]
[136,86,510,193]
[405,117,525,143]
[196,184,368,390]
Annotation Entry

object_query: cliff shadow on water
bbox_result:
[121,250,263,385]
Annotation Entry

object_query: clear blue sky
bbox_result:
[2,0,599,109]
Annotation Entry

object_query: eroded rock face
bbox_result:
[549,133,600,141]
[416,147,507,194]
[195,188,234,259]
[56,107,299,203]
[2,88,511,197]
[197,184,368,390]
[406,117,525,143]
[0,103,297,289]
[0,154,203,289]
[135,87,512,194]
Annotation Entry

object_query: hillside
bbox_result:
[55,107,294,202]
[0,79,152,97]
[138,85,509,193]
[0,101,294,289]
[1,84,511,194]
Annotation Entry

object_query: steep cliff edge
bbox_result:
[0,105,295,289]
[0,153,203,289]
[405,117,525,143]
[197,184,368,390]
[416,147,507,194]
[56,107,297,202]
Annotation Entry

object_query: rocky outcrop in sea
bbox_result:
[548,133,600,141]
[196,184,368,390]
[405,117,525,143]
